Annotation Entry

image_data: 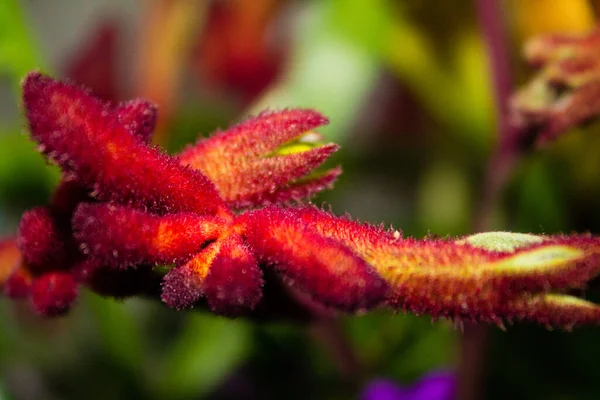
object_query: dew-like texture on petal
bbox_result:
[178,109,337,207]
[161,241,221,310]
[202,233,263,315]
[17,207,68,272]
[23,72,228,216]
[72,203,226,268]
[115,99,157,143]
[30,271,78,317]
[241,207,387,311]
[0,239,21,286]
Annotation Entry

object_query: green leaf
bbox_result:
[87,294,146,372]
[155,314,251,399]
[0,0,45,94]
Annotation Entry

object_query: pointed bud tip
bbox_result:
[3,268,32,299]
[161,266,204,310]
[202,237,263,316]
[115,99,158,143]
[17,207,67,270]
[30,272,78,317]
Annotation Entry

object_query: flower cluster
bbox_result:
[1,72,600,328]
[511,27,600,145]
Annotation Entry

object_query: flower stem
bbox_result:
[461,1,519,399]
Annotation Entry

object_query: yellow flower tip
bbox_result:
[493,245,584,274]
[459,231,546,252]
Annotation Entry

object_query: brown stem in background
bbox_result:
[461,1,521,400]
[474,1,523,233]
[310,318,363,383]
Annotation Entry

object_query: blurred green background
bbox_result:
[1,0,600,399]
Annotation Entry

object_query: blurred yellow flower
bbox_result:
[509,0,596,40]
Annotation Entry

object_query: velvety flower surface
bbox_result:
[1,72,600,328]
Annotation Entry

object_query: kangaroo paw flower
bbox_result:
[511,27,600,145]
[11,72,600,329]
[271,207,600,327]
[179,109,339,208]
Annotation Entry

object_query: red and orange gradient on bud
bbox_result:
[1,72,600,328]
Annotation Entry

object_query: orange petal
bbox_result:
[0,239,21,287]
[161,233,263,315]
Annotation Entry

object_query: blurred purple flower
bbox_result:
[361,370,456,400]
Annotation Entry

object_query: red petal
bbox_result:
[179,109,329,166]
[178,110,336,208]
[241,207,387,311]
[161,233,263,315]
[161,241,221,309]
[232,166,342,209]
[202,233,263,315]
[3,267,33,299]
[221,144,339,207]
[23,72,228,216]
[72,203,226,268]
